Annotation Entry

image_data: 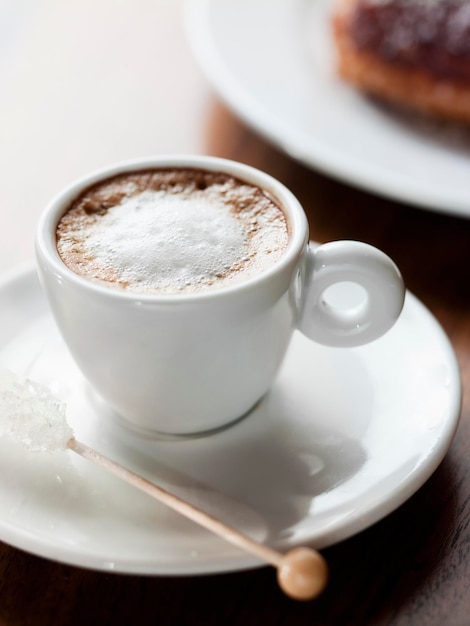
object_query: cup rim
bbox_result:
[35,155,309,303]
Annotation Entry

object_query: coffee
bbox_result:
[38,156,405,435]
[56,168,289,295]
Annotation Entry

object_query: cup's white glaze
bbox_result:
[35,156,405,435]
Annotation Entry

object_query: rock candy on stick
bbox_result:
[0,369,327,600]
[0,368,73,453]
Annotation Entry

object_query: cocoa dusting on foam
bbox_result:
[56,169,289,295]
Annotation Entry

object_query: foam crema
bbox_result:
[56,169,289,295]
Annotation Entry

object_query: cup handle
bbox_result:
[297,241,405,347]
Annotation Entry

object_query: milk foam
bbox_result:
[56,170,289,294]
[84,190,247,291]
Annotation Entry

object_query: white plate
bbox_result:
[0,265,461,574]
[185,0,470,218]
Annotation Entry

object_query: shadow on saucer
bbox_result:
[100,380,368,544]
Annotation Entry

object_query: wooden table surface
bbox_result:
[0,1,469,624]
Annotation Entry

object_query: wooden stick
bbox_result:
[67,437,328,600]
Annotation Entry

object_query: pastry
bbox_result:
[333,0,470,123]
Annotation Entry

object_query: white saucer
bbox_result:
[0,265,461,574]
[185,0,470,218]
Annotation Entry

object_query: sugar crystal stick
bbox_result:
[0,369,328,600]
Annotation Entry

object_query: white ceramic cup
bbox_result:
[35,156,405,436]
